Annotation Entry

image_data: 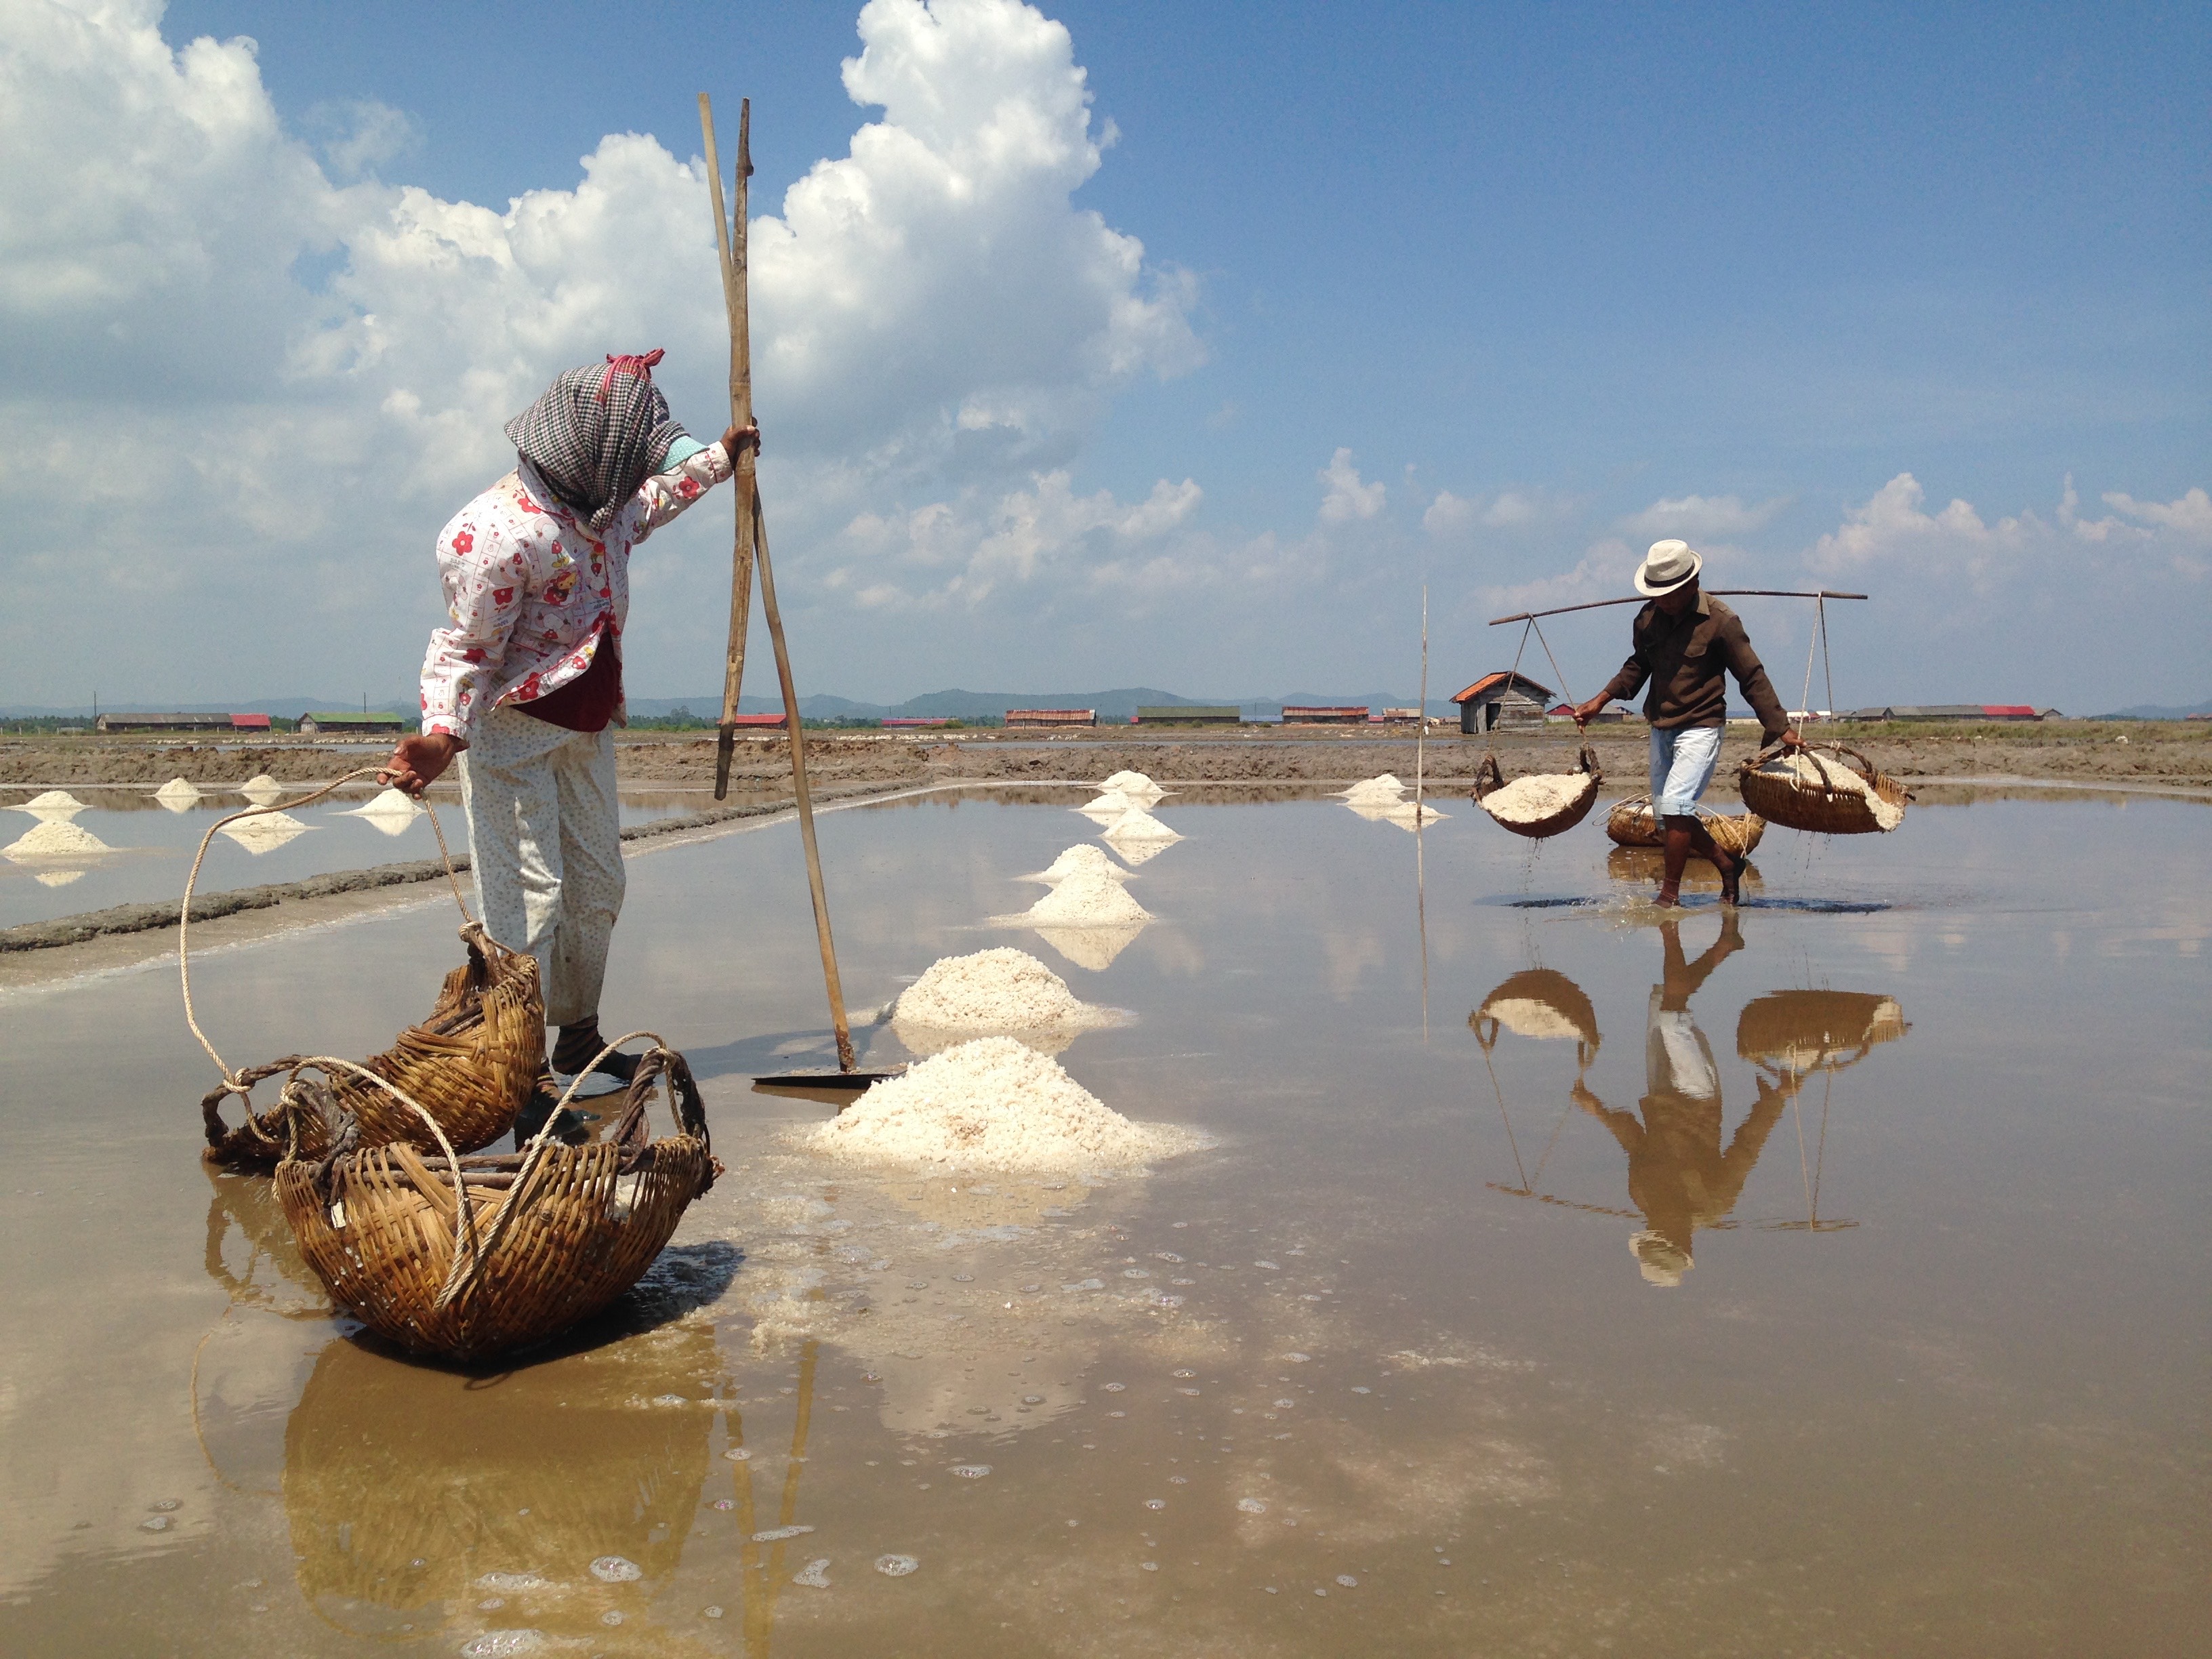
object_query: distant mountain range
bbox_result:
[2091,697,2212,720]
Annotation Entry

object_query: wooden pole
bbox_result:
[699,94,758,800]
[1488,590,1867,626]
[750,488,858,1071]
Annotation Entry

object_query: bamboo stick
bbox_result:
[699,94,759,800]
[1488,590,1867,626]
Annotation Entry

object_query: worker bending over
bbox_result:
[383,350,758,1099]
[1574,539,1798,906]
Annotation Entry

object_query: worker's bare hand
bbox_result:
[1571,697,1607,729]
[1778,726,1803,751]
[381,731,464,798]
[720,422,761,459]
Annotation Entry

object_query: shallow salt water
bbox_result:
[0,787,717,929]
[0,794,2205,1656]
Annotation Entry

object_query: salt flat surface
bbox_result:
[1,794,2204,1655]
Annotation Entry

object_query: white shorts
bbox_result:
[1649,724,1722,817]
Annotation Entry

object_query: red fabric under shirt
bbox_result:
[518,626,622,732]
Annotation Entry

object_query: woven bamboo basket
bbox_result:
[275,1044,719,1361]
[1604,794,1767,857]
[202,924,542,1170]
[1738,743,1912,836]
[1471,744,1603,840]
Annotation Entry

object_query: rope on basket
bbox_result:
[180,767,475,1098]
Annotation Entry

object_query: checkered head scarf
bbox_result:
[504,350,691,533]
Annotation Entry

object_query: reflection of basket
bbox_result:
[1736,991,1909,1075]
[203,925,542,1170]
[283,1325,717,1620]
[1471,968,1601,1067]
[1605,794,1766,857]
[203,1165,327,1318]
[1472,745,1603,840]
[276,1046,719,1361]
[1738,744,1910,836]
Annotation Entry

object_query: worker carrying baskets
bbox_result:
[1571,540,1801,907]
[380,353,759,1110]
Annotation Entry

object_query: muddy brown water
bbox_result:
[0,796,2204,1656]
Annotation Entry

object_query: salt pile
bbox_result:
[1480,774,1591,825]
[1075,791,1136,823]
[1099,770,1166,804]
[17,790,87,815]
[154,777,201,811]
[1026,867,1151,926]
[1753,753,1904,830]
[219,811,312,852]
[1025,844,1132,886]
[3,819,110,859]
[238,773,285,804]
[1339,773,1407,806]
[893,949,1105,1031]
[1101,806,1180,844]
[342,787,420,835]
[805,1036,1200,1173]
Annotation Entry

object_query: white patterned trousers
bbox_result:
[457,705,624,1028]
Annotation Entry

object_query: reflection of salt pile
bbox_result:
[1484,1000,1582,1040]
[219,811,312,853]
[1101,805,1180,846]
[238,773,285,804]
[340,787,420,836]
[1376,800,1448,831]
[1101,832,1172,866]
[155,777,201,811]
[35,869,86,888]
[1338,774,1406,805]
[1033,924,1147,972]
[1481,775,1584,823]
[891,949,1120,1057]
[1026,866,1150,926]
[806,1037,1200,1173]
[1751,754,1905,831]
[3,819,111,859]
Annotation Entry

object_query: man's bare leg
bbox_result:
[1658,815,1740,906]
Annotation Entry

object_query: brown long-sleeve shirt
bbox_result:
[1598,592,1790,735]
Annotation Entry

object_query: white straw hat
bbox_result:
[1635,539,1703,596]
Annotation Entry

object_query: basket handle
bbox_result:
[1576,743,1603,782]
[1470,754,1504,800]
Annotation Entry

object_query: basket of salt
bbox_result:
[1471,968,1601,1067]
[1604,794,1766,858]
[1736,990,1908,1077]
[202,924,543,1170]
[1738,743,1910,836]
[1471,745,1603,840]
[274,1041,719,1361]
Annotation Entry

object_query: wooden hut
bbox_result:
[1450,672,1554,734]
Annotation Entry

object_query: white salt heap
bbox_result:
[1098,770,1166,804]
[1339,773,1407,806]
[343,787,419,820]
[219,811,312,851]
[1074,791,1135,822]
[17,790,87,815]
[238,774,285,803]
[806,1036,1200,1173]
[154,777,201,811]
[3,819,110,859]
[1753,753,1904,830]
[1026,867,1151,926]
[1481,774,1591,825]
[1101,806,1180,843]
[1025,844,1132,886]
[893,948,1103,1031]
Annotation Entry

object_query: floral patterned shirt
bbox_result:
[419,441,733,742]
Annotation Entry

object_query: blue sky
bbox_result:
[5,0,2206,708]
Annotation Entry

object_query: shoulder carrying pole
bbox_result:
[700,94,758,801]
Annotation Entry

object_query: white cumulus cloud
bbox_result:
[1621,491,1790,541]
[1317,448,1385,524]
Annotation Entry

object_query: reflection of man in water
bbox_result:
[1575,914,1786,1286]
